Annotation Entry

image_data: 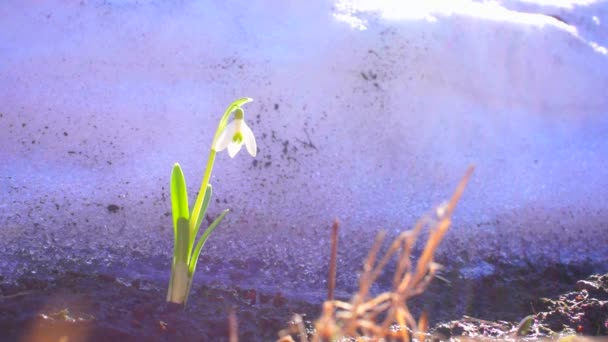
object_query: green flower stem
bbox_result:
[189,149,216,237]
[189,97,253,235]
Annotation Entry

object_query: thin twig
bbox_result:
[229,307,238,342]
[417,311,429,342]
[0,290,39,301]
[293,314,308,342]
[328,219,340,301]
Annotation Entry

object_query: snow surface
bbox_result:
[1,0,607,299]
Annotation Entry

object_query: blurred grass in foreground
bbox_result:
[275,166,474,342]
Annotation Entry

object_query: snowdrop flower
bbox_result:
[214,108,257,158]
[167,98,254,305]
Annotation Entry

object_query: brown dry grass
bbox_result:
[277,166,475,342]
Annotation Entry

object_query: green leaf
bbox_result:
[191,184,212,254]
[167,259,189,303]
[170,163,190,234]
[188,209,229,276]
[175,217,190,263]
[516,315,535,336]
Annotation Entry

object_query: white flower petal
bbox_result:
[241,121,257,157]
[215,121,237,152]
[227,141,242,158]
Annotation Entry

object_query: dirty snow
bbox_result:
[0,0,607,298]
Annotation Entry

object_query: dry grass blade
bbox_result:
[278,314,309,342]
[229,307,238,342]
[328,219,340,301]
[417,311,429,342]
[409,219,450,289]
[368,236,408,290]
[445,165,474,216]
[393,232,413,290]
[345,231,388,336]
[410,165,474,288]
[312,302,338,342]
[360,231,386,291]
[294,314,308,342]
[355,292,391,315]
[394,307,410,342]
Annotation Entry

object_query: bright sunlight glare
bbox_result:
[333,0,600,30]
[332,0,606,55]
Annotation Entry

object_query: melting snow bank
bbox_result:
[334,0,607,56]
[0,0,607,299]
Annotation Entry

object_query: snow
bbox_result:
[0,0,607,298]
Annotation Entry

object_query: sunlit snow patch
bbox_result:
[332,0,606,55]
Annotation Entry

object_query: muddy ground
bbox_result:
[1,264,606,341]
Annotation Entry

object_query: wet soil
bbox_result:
[433,273,608,340]
[0,272,319,342]
[1,267,606,341]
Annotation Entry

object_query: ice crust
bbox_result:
[0,0,607,299]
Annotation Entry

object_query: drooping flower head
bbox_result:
[214,107,257,158]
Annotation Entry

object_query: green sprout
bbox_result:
[167,97,257,305]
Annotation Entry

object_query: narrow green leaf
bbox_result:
[168,164,190,304]
[170,163,190,233]
[167,260,189,304]
[516,315,535,336]
[191,184,212,254]
[175,217,190,263]
[188,209,229,276]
